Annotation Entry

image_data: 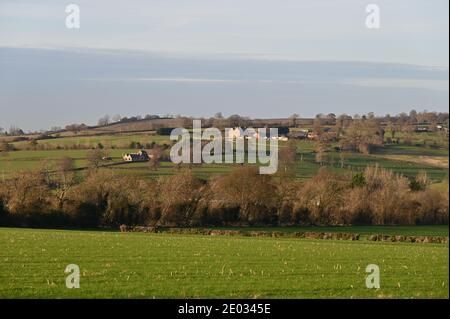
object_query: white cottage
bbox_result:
[123,150,151,162]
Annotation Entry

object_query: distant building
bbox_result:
[227,127,262,140]
[307,131,318,140]
[228,127,244,139]
[269,136,288,141]
[123,150,150,162]
[289,131,308,139]
[415,127,429,132]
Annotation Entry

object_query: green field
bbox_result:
[1,132,448,181]
[11,132,171,149]
[0,227,448,298]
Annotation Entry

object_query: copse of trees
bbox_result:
[7,126,24,136]
[65,123,88,134]
[97,115,111,126]
[96,114,164,127]
[0,165,447,229]
[209,167,277,225]
[340,118,384,154]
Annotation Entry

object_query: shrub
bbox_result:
[351,172,366,188]
[158,170,204,226]
[0,164,447,228]
[209,166,277,225]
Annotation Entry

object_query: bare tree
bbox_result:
[97,115,111,126]
[313,116,322,135]
[279,140,297,174]
[228,114,249,128]
[159,170,204,226]
[210,166,276,224]
[289,114,300,127]
[340,119,383,154]
[54,157,77,209]
[86,149,107,170]
[149,146,164,171]
[339,151,345,168]
[402,123,415,145]
[315,145,325,166]
[65,123,87,134]
[2,171,49,214]
[8,126,23,136]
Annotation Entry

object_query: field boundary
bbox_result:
[119,226,449,244]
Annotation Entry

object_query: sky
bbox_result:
[0,0,448,131]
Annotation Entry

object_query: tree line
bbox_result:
[0,164,447,229]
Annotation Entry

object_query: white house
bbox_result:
[123,150,151,162]
[227,127,263,140]
[228,127,244,139]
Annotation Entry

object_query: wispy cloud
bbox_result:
[0,47,448,132]
[86,77,236,83]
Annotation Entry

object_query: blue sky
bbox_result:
[0,0,448,130]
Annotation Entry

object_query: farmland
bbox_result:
[0,227,448,298]
[1,130,448,182]
[1,0,448,304]
[0,118,448,299]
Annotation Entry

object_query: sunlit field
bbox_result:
[1,132,448,181]
[0,227,448,298]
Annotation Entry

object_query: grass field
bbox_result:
[1,137,448,181]
[0,227,448,298]
[11,132,171,149]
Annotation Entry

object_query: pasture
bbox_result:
[0,227,447,298]
[1,131,448,181]
[11,132,171,149]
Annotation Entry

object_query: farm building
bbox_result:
[227,127,244,139]
[123,150,151,162]
[227,127,261,140]
[289,131,308,139]
[307,131,318,140]
[415,127,429,132]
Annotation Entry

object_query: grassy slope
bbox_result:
[0,227,448,298]
[12,133,170,149]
